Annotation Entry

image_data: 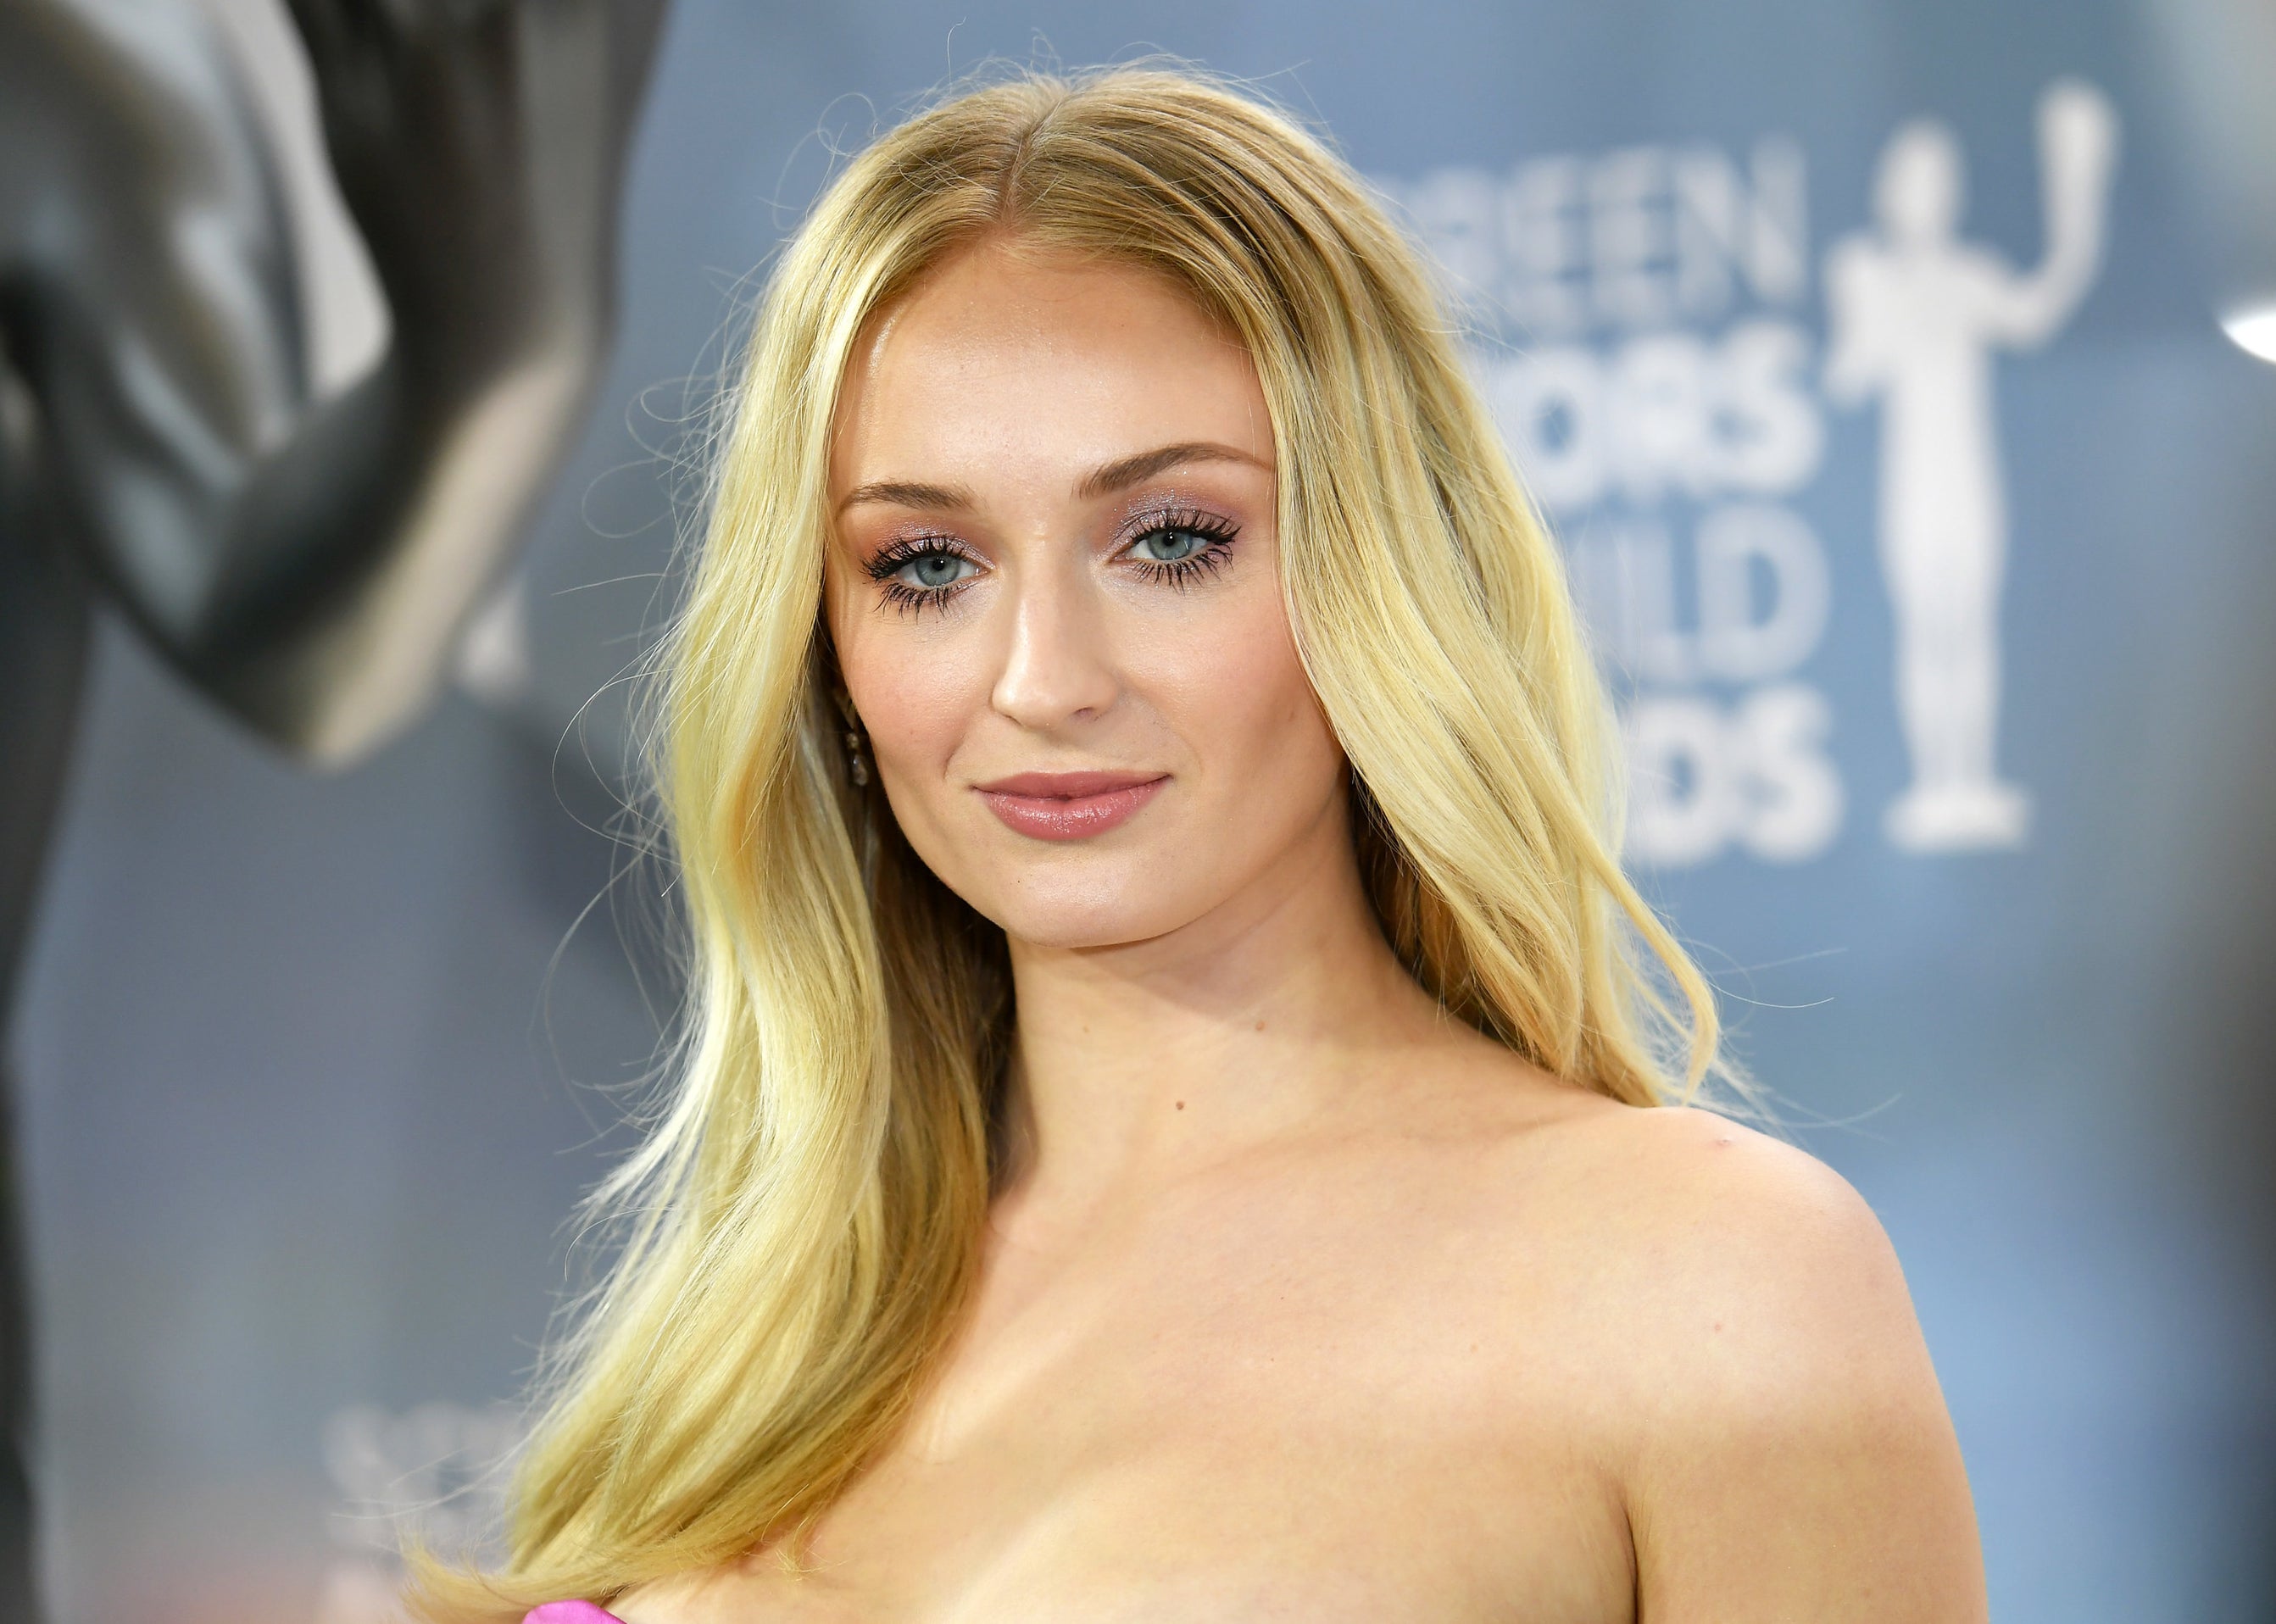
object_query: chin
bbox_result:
[968,863,1203,952]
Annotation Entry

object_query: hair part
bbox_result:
[412,60,1724,1618]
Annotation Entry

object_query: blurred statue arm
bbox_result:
[1820,240,1889,405]
[1986,79,2120,349]
[206,0,671,764]
[186,292,601,765]
[3,0,665,767]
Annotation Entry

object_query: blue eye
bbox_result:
[896,551,977,590]
[864,539,983,615]
[1123,510,1239,587]
[1132,527,1209,563]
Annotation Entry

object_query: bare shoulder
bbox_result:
[1504,1102,1985,1621]
[1542,1093,1862,1211]
[1519,1102,1923,1388]
[1549,1100,1895,1271]
[1372,1048,1921,1388]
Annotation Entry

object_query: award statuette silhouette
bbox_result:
[0,0,668,1610]
[1826,81,2119,853]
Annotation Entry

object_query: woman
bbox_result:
[429,65,1984,1622]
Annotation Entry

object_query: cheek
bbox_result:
[832,606,988,778]
[863,654,969,765]
[1132,583,1343,799]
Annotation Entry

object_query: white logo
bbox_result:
[1825,81,2118,851]
[1382,80,2117,866]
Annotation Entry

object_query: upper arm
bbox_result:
[1608,1113,1985,1624]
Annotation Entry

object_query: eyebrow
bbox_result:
[835,441,1268,515]
[835,478,975,514]
[1075,441,1269,499]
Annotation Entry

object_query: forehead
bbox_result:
[830,241,1274,489]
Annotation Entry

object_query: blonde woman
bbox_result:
[429,65,1985,1623]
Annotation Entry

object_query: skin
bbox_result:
[620,239,1986,1623]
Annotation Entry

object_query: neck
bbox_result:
[994,790,1436,1224]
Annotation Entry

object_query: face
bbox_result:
[824,239,1349,951]
[1878,122,1963,245]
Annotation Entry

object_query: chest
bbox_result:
[654,1201,1636,1624]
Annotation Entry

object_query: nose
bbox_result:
[990,555,1121,730]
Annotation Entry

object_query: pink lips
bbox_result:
[973,770,1168,842]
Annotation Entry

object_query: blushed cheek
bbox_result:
[1249,642,1344,807]
[864,662,976,779]
[841,625,993,845]
[1137,586,1342,807]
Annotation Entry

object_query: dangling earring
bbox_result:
[832,687,871,787]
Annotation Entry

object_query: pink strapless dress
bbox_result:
[524,1606,625,1624]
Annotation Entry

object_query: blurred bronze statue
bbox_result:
[0,0,668,1605]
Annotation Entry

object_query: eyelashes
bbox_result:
[865,535,981,615]
[861,508,1242,615]
[1122,509,1241,589]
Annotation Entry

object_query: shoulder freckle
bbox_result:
[1593,1108,1928,1392]
[1683,1110,1881,1237]
[1561,1107,1901,1305]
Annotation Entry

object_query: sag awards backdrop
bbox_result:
[8,0,2275,1619]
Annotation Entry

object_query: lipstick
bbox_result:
[973,770,1168,842]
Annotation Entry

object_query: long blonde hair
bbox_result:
[417,62,1720,1616]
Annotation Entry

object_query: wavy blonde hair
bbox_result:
[416,62,1721,1617]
